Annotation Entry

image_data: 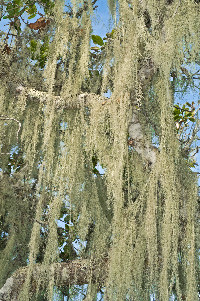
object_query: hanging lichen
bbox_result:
[0,0,199,300]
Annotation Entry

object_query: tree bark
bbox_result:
[0,258,108,301]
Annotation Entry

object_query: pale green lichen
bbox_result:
[0,0,199,300]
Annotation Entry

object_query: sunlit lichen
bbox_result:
[0,0,199,300]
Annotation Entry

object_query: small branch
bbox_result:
[18,86,103,109]
[35,219,48,227]
[180,122,200,156]
[0,152,10,155]
[192,146,199,156]
[191,69,200,77]
[173,104,195,113]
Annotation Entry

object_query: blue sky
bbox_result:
[91,0,113,37]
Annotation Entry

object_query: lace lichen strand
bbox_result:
[0,0,200,300]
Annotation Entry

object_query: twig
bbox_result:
[35,219,48,226]
[0,152,10,155]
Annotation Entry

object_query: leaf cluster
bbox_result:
[173,102,196,129]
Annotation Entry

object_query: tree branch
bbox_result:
[128,111,159,166]
[0,258,108,301]
[16,86,159,166]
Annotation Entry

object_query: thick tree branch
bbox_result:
[128,111,158,166]
[0,258,108,301]
[16,69,158,167]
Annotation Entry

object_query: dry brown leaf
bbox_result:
[2,44,11,55]
[28,17,50,30]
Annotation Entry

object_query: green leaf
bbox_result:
[26,4,37,18]
[91,35,104,46]
[173,107,180,115]
[188,160,197,168]
[30,39,37,51]
[14,0,22,5]
[185,111,192,117]
[28,14,36,19]
[93,167,99,175]
[174,115,180,121]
